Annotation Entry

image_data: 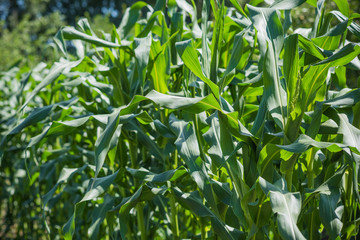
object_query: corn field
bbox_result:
[1,0,360,239]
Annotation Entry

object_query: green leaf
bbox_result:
[228,0,247,16]
[173,188,212,217]
[138,11,167,38]
[169,115,202,175]
[145,90,221,112]
[311,20,348,50]
[269,191,306,240]
[270,0,306,9]
[314,43,360,67]
[94,110,121,177]
[77,18,96,36]
[327,109,360,151]
[284,34,300,113]
[62,171,119,239]
[300,64,330,112]
[54,30,68,57]
[333,0,349,17]
[173,187,246,240]
[0,98,77,162]
[305,165,346,198]
[331,11,360,39]
[62,208,76,240]
[219,30,246,92]
[20,59,82,110]
[306,89,360,138]
[131,34,152,95]
[284,34,302,141]
[47,117,90,136]
[127,166,187,183]
[218,111,254,141]
[209,0,225,84]
[116,185,167,238]
[203,112,231,168]
[201,0,211,77]
[319,190,343,239]
[248,5,284,58]
[312,0,325,38]
[169,115,219,214]
[42,165,88,208]
[298,34,325,61]
[118,1,148,38]
[248,5,287,131]
[175,39,220,99]
[258,144,292,181]
[263,46,287,130]
[62,26,122,48]
[278,134,360,155]
[88,195,114,240]
[306,0,317,7]
[259,177,306,240]
[125,120,165,160]
[81,170,119,202]
[323,88,360,106]
[149,39,169,93]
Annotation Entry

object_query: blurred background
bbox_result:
[0,0,162,71]
[0,0,359,72]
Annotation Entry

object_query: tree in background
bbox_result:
[0,11,64,70]
[0,0,64,70]
[0,0,115,70]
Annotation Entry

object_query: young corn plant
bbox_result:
[1,0,360,239]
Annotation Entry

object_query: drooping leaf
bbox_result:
[127,166,187,183]
[62,26,122,48]
[20,59,82,110]
[82,170,119,202]
[314,43,360,67]
[331,10,360,38]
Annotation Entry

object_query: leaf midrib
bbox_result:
[259,10,286,129]
[279,193,297,239]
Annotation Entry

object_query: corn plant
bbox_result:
[1,0,360,239]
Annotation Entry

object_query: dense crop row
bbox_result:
[1,0,360,239]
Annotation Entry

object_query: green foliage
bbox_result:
[0,0,115,71]
[1,0,360,239]
[0,11,65,70]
